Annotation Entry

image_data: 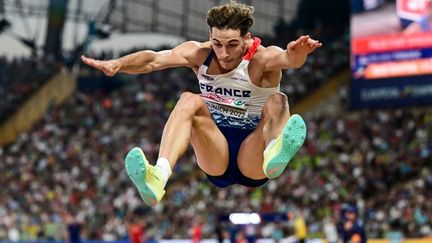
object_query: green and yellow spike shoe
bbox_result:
[125,147,166,206]
[263,114,307,179]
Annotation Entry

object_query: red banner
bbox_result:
[352,32,432,54]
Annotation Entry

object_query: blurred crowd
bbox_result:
[0,57,59,123]
[0,63,431,241]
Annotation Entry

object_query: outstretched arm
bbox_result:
[264,35,322,71]
[81,41,200,76]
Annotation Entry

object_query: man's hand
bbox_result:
[81,55,121,76]
[287,35,322,55]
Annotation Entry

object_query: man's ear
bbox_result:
[244,32,251,41]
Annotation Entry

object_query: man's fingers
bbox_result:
[306,38,322,46]
[299,37,322,49]
[288,36,322,52]
[298,35,310,44]
[81,55,93,65]
[81,55,103,69]
[81,56,95,66]
[308,40,322,49]
[292,35,310,49]
[81,55,117,76]
[287,41,296,51]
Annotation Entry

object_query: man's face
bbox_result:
[210,27,250,70]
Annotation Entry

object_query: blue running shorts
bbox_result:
[204,126,269,188]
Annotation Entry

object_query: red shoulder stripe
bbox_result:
[243,37,261,61]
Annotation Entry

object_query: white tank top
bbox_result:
[197,37,280,130]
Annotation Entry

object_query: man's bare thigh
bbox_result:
[190,98,229,176]
[236,121,267,180]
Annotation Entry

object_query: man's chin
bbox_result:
[220,63,234,70]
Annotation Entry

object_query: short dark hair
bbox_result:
[207,0,254,36]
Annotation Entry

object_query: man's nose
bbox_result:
[221,48,229,59]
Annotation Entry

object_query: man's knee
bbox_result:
[263,93,289,114]
[175,92,205,114]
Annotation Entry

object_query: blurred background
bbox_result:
[0,0,430,243]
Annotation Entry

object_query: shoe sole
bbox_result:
[125,147,158,206]
[263,114,306,179]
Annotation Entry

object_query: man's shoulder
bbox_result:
[250,45,271,66]
[178,41,212,62]
[183,41,212,66]
[253,45,283,59]
[179,41,211,52]
[196,41,212,56]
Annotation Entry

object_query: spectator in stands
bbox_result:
[65,215,82,243]
[214,221,224,243]
[244,223,258,243]
[323,217,338,243]
[190,218,204,243]
[7,222,20,242]
[291,210,307,243]
[128,217,145,243]
[339,206,366,243]
[270,221,284,243]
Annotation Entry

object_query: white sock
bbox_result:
[155,157,172,186]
